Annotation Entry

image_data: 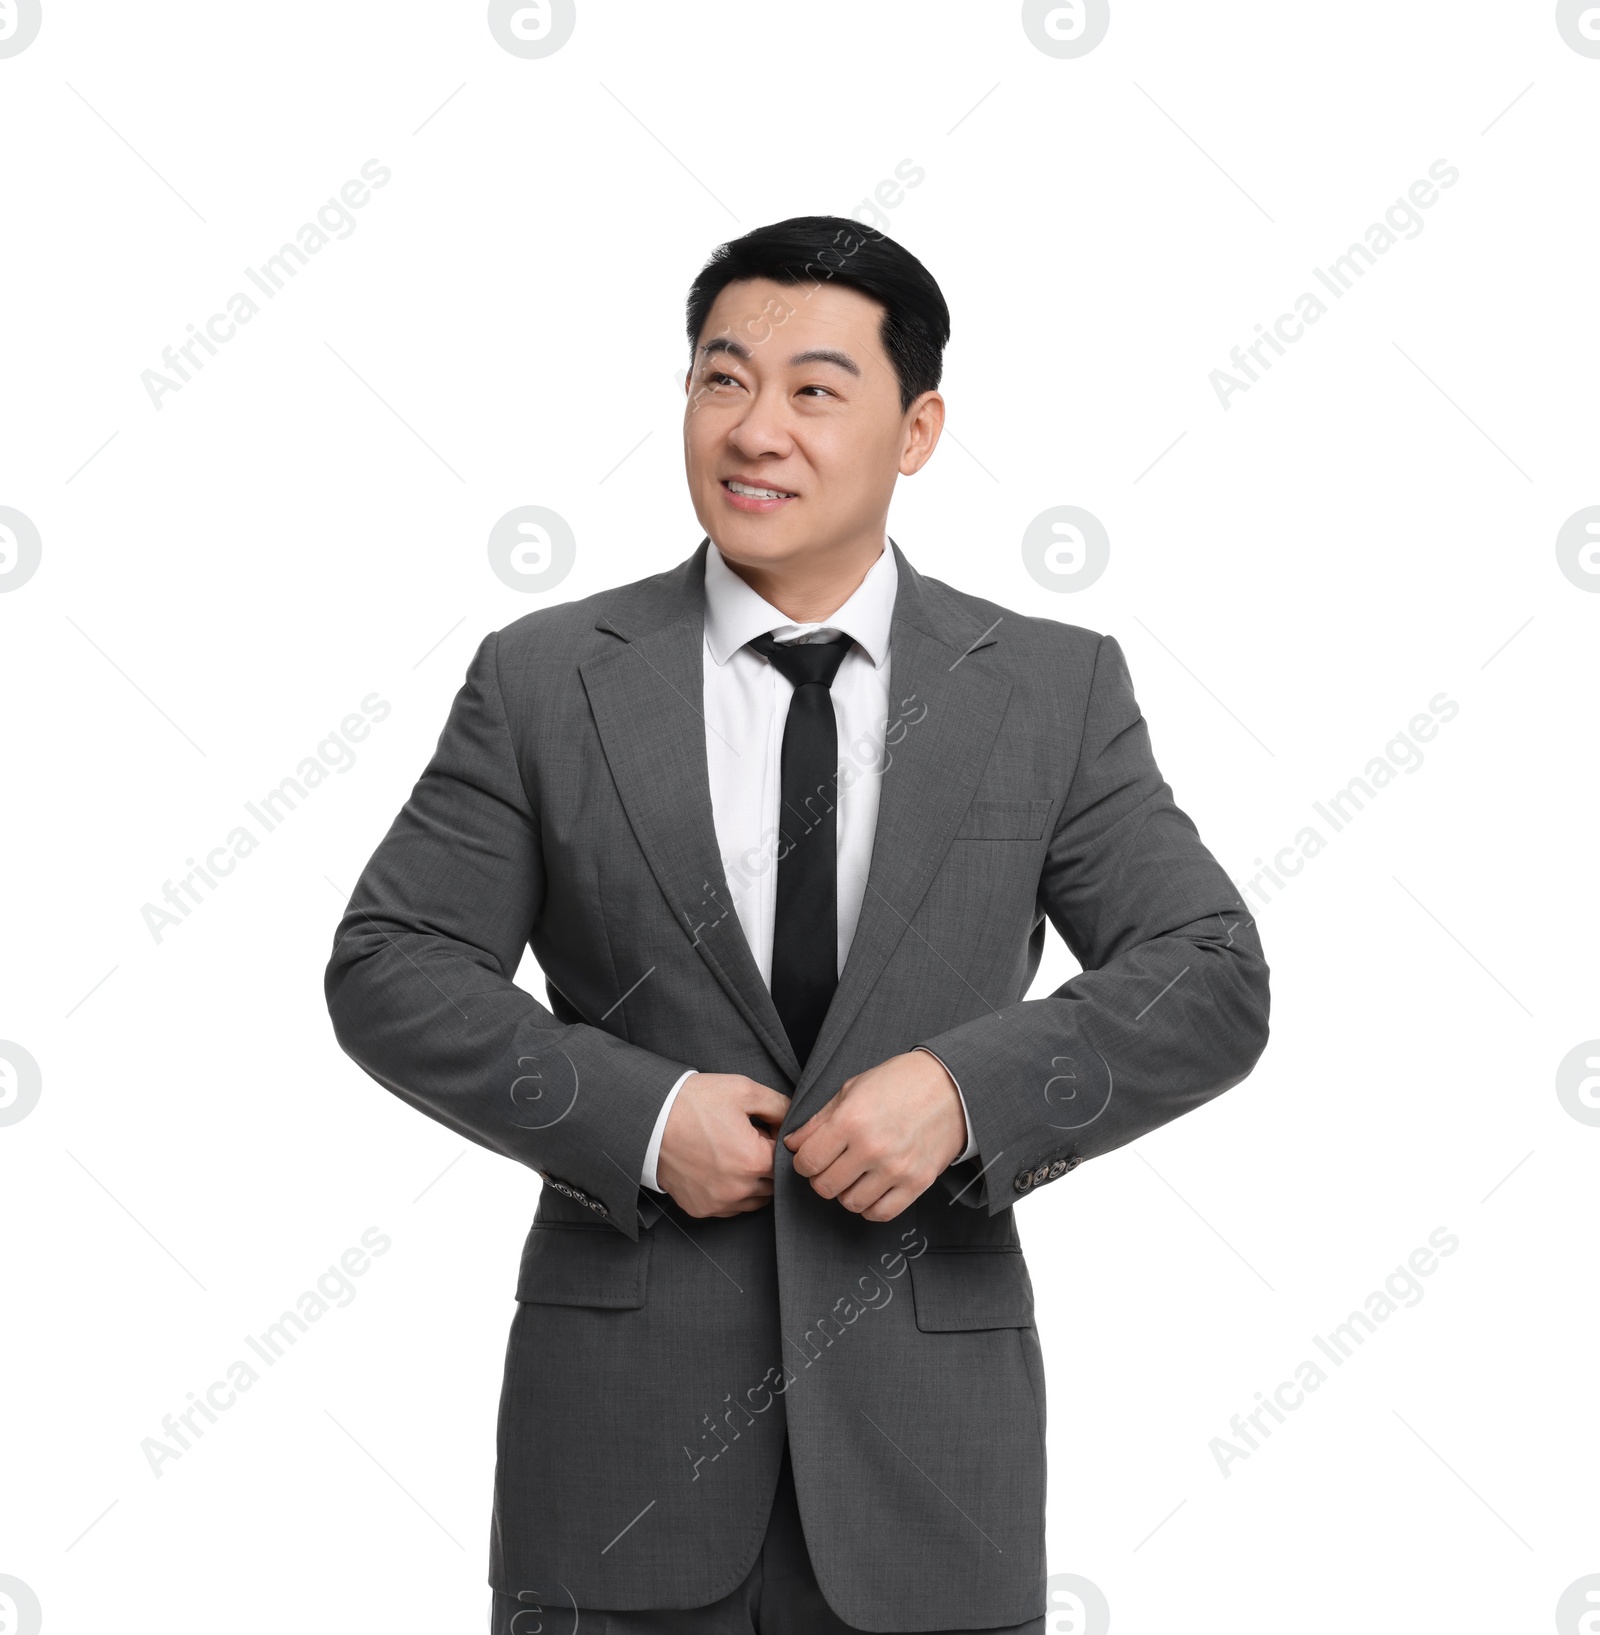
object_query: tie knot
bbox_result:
[747,631,853,690]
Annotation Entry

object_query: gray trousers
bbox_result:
[489,1435,1046,1635]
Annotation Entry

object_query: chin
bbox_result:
[712,539,794,574]
[705,519,803,567]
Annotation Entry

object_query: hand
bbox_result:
[783,1051,967,1222]
[657,1073,792,1218]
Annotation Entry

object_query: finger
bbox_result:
[835,1169,893,1215]
[860,1186,911,1223]
[804,1147,871,1201]
[744,1126,779,1173]
[787,1092,849,1157]
[733,1178,775,1211]
[787,1123,850,1180]
[711,1180,774,1217]
[745,1085,793,1124]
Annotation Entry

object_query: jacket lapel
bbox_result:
[579,543,803,1084]
[786,543,1011,1118]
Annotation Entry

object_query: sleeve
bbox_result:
[323,630,695,1241]
[916,633,1270,1215]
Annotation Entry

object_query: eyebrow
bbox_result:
[699,338,861,378]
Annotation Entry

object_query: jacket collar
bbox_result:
[595,535,1000,662]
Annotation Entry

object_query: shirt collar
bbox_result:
[703,539,897,669]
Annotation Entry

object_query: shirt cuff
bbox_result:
[642,1069,697,1192]
[913,1046,977,1165]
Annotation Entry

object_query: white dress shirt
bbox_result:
[640,541,976,1191]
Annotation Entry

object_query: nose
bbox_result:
[725,387,794,461]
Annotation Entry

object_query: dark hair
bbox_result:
[685,215,951,414]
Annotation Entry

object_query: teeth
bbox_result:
[727,480,794,499]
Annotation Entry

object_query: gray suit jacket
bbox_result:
[324,538,1270,1629]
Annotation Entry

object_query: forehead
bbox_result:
[696,277,889,368]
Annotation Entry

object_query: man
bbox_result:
[325,216,1270,1633]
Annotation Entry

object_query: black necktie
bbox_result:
[747,631,854,1069]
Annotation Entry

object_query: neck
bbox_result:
[720,534,886,624]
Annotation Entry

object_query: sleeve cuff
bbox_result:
[914,1046,977,1165]
[642,1069,697,1192]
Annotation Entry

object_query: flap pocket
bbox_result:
[955,799,1052,841]
[515,1222,651,1309]
[909,1248,1036,1332]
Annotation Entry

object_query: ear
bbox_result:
[899,391,945,477]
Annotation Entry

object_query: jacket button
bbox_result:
[1047,1159,1068,1179]
[1031,1164,1052,1187]
[1064,1155,1080,1172]
[1013,1170,1035,1193]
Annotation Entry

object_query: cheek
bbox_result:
[799,428,856,478]
[810,433,892,497]
[682,417,717,471]
[684,397,737,450]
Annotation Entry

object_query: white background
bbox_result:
[2,3,1596,1631]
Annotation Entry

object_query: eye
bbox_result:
[706,370,740,386]
[797,385,835,399]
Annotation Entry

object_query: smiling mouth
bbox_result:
[722,479,798,500]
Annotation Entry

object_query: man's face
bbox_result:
[683,276,942,574]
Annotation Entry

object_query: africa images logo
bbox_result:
[488,506,576,592]
[1556,507,1600,592]
[1023,507,1111,593]
[1556,0,1600,55]
[0,1042,42,1127]
[487,0,576,57]
[0,0,42,57]
[139,162,392,410]
[0,507,42,592]
[1021,0,1110,58]
[0,1578,43,1635]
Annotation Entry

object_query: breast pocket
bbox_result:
[515,1221,652,1309]
[954,798,1053,841]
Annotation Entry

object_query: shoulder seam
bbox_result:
[1054,631,1109,835]
[485,627,540,821]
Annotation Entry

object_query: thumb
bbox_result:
[785,1082,847,1143]
[783,1105,826,1147]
